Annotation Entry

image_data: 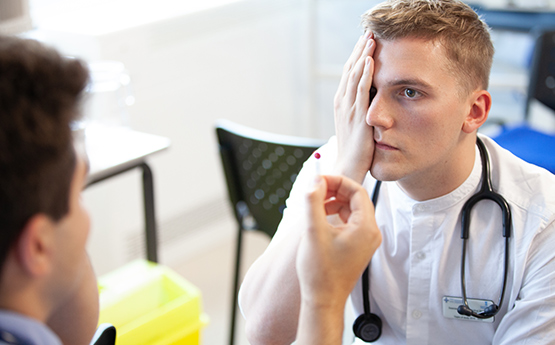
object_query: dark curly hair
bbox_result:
[0,36,89,270]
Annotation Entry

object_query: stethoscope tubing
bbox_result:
[459,138,512,318]
[362,180,382,316]
[358,137,513,340]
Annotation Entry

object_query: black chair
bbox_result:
[215,119,325,345]
[492,30,555,173]
[90,323,116,345]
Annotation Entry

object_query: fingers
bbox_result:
[324,199,352,224]
[335,31,375,106]
[304,175,381,268]
[343,40,375,106]
[332,31,377,183]
[322,175,374,220]
[323,175,380,250]
[323,175,368,203]
[348,31,373,70]
[354,56,375,112]
[336,33,369,98]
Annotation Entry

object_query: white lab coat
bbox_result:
[273,134,555,345]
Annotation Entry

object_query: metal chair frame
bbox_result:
[216,119,325,345]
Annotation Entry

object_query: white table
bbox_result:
[84,125,170,262]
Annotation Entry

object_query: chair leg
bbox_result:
[230,226,244,345]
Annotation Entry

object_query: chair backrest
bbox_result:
[216,119,325,238]
[526,29,555,117]
[90,323,116,345]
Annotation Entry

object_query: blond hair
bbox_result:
[362,0,494,94]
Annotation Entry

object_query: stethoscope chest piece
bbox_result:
[353,312,382,342]
[352,138,512,341]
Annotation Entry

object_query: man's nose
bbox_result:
[366,92,394,129]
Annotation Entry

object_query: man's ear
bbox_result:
[462,90,491,134]
[16,214,56,277]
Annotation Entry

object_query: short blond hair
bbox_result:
[362,0,494,94]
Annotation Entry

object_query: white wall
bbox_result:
[27,0,552,275]
[29,0,314,274]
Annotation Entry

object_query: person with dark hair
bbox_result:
[0,35,98,345]
[239,0,555,344]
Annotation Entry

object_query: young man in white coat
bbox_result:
[239,0,555,344]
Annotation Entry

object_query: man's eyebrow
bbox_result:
[384,78,433,89]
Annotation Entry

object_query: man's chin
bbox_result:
[369,165,401,182]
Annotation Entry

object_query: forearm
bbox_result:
[333,32,376,184]
[240,237,302,345]
[296,301,345,345]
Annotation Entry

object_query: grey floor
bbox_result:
[167,215,269,345]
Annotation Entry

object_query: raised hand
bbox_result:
[333,31,377,183]
[297,175,381,309]
[295,175,381,345]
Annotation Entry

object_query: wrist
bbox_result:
[297,299,345,345]
[333,164,368,184]
[300,291,349,315]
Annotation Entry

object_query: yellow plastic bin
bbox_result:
[97,260,209,345]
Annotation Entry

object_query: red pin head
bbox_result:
[314,152,321,177]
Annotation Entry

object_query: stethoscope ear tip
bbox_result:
[483,304,499,316]
[457,303,499,318]
[457,305,473,316]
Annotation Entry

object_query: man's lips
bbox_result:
[375,141,398,151]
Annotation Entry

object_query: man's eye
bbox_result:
[404,88,418,98]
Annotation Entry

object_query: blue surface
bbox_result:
[493,125,555,174]
[470,4,555,32]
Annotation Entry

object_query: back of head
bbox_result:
[362,0,494,94]
[0,36,89,271]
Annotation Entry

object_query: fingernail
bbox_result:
[364,30,372,39]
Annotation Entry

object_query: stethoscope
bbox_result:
[353,137,512,342]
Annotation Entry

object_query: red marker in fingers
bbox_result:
[314,152,321,176]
